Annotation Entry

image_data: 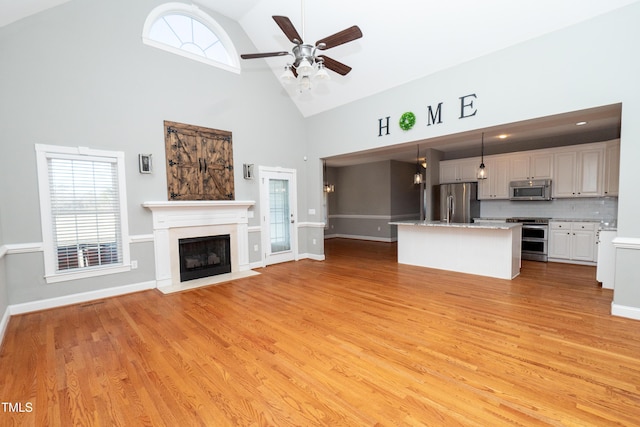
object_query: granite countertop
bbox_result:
[550,218,602,222]
[474,217,617,231]
[390,220,522,230]
[550,218,617,231]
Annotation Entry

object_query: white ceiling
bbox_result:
[2,0,637,117]
[0,0,631,164]
[218,0,638,118]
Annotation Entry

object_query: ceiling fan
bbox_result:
[240,4,362,92]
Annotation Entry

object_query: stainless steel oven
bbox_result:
[507,218,550,262]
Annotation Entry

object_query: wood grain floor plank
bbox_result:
[2,238,640,426]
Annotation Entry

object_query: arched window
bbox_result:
[142,3,240,74]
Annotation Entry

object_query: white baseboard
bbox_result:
[0,305,10,348]
[298,253,326,261]
[249,254,324,268]
[324,234,397,243]
[611,303,640,321]
[249,260,265,269]
[547,258,596,267]
[9,281,156,315]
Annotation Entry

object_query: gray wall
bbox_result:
[0,0,305,304]
[305,3,640,315]
[0,215,7,327]
[326,160,419,240]
[2,1,640,318]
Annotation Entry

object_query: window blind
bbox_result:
[48,156,123,271]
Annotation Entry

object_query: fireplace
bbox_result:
[142,200,256,292]
[179,234,231,282]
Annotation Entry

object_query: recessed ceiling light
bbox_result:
[498,134,508,139]
[576,121,587,126]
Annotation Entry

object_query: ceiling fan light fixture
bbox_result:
[314,63,330,81]
[240,9,362,94]
[280,65,295,82]
[298,75,312,92]
[296,58,314,76]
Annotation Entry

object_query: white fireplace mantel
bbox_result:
[143,200,255,290]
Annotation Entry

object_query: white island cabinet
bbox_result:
[390,221,522,280]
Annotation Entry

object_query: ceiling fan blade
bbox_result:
[273,16,303,44]
[240,51,290,59]
[316,26,362,50]
[318,55,352,76]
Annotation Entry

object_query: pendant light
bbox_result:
[323,160,334,193]
[477,132,487,180]
[413,145,423,184]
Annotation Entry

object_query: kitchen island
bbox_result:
[390,220,522,280]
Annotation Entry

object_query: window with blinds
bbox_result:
[48,156,122,271]
[36,145,130,283]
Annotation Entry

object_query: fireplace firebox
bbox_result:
[178,234,231,282]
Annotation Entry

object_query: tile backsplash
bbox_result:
[480,197,618,223]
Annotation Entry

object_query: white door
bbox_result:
[259,167,297,265]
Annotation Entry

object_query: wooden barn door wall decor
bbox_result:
[164,120,235,200]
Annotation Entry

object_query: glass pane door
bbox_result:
[260,167,297,266]
[269,178,291,253]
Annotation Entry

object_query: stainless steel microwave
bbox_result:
[509,179,551,201]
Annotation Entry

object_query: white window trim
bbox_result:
[142,2,241,74]
[35,144,131,284]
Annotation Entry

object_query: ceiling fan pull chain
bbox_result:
[301,0,305,42]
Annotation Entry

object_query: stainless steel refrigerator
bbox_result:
[435,182,480,223]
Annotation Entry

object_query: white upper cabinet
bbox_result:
[530,153,553,180]
[439,158,479,183]
[552,151,578,197]
[552,145,604,198]
[604,139,620,196]
[478,156,510,199]
[509,152,553,181]
[438,141,618,199]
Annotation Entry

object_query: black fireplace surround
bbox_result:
[178,234,231,282]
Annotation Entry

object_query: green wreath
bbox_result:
[399,112,416,131]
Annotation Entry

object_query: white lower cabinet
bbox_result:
[596,230,617,289]
[548,221,598,264]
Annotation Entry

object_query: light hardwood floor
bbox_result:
[2,238,640,426]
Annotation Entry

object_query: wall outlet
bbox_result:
[312,238,317,245]
[253,244,259,252]
[309,208,316,215]
[377,226,381,231]
[131,260,138,269]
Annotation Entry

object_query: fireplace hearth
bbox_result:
[179,234,231,282]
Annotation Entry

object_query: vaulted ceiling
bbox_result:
[0,0,634,162]
[2,0,637,117]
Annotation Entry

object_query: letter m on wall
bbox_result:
[427,103,443,126]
